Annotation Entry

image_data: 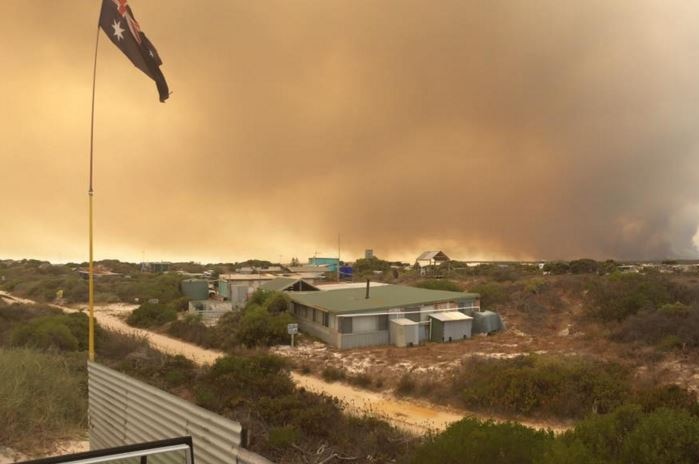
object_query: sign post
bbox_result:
[287,323,298,347]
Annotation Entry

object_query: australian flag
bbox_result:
[99,0,169,102]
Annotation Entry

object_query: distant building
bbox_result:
[218,272,324,308]
[181,279,210,300]
[288,284,480,349]
[140,262,170,273]
[308,257,339,272]
[415,251,451,276]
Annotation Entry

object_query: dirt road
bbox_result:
[2,292,567,434]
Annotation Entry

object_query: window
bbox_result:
[322,312,329,327]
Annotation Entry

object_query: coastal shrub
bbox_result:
[237,307,294,347]
[459,355,630,418]
[546,405,699,464]
[0,349,87,453]
[586,273,691,322]
[10,312,89,352]
[413,279,462,292]
[127,302,177,328]
[615,303,699,348]
[411,417,553,464]
[321,366,346,382]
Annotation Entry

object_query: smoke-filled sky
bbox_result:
[2,1,699,263]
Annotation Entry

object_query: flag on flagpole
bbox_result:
[99,0,170,102]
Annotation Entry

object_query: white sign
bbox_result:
[287,323,298,335]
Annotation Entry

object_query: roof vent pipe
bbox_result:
[366,279,370,299]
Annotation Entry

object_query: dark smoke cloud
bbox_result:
[1,0,698,262]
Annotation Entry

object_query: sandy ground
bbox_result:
[0,440,89,464]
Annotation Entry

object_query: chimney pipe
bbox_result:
[365,279,370,299]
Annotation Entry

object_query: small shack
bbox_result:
[429,311,473,342]
[389,318,420,347]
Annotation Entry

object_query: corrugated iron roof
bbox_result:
[288,284,478,315]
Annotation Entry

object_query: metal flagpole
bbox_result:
[88,21,101,362]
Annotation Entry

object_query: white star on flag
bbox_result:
[112,20,125,41]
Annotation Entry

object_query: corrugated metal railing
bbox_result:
[88,362,274,464]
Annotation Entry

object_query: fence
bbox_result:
[88,362,273,464]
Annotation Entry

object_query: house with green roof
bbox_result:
[287,284,480,349]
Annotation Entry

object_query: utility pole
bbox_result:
[337,233,341,281]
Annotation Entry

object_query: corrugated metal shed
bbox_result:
[429,312,473,342]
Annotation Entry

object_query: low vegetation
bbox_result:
[459,355,630,418]
[413,279,463,292]
[0,259,185,305]
[412,403,699,464]
[412,418,554,464]
[163,290,295,350]
[127,302,178,328]
[0,348,87,453]
[586,272,694,322]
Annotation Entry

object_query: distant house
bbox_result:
[218,273,323,308]
[308,257,340,272]
[287,284,480,349]
[415,251,451,275]
[140,262,170,273]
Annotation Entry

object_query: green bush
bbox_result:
[411,417,553,464]
[615,303,699,348]
[469,282,511,309]
[127,302,177,328]
[237,306,294,347]
[547,405,699,464]
[10,313,89,352]
[0,348,87,453]
[267,426,299,448]
[166,313,217,347]
[459,355,630,418]
[587,273,691,322]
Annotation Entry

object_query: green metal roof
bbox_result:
[260,277,319,292]
[260,277,300,292]
[288,284,478,315]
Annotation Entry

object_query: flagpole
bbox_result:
[88,22,101,362]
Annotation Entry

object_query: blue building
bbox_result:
[308,257,339,272]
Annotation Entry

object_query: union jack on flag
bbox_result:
[99,0,169,102]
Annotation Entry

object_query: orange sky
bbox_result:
[2,1,699,263]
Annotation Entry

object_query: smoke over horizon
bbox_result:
[2,1,699,263]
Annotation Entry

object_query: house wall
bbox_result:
[338,331,389,349]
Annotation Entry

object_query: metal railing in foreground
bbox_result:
[16,436,194,464]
